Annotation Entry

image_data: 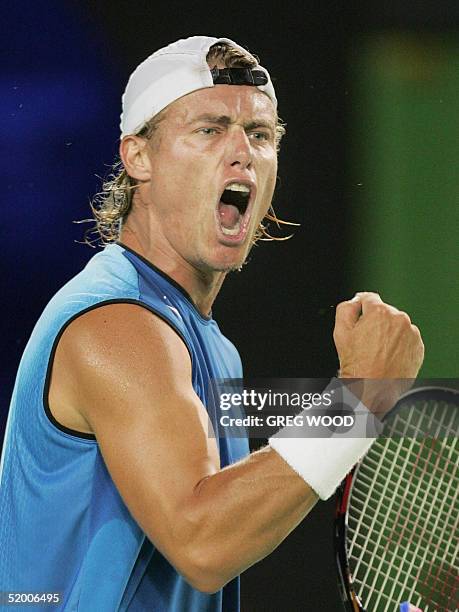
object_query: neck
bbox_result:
[119,227,227,318]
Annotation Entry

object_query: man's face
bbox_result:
[142,84,278,273]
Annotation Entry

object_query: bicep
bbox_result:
[58,304,220,552]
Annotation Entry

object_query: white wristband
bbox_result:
[269,434,374,500]
[268,381,381,500]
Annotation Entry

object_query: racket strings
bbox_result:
[359,452,456,507]
[384,440,455,550]
[384,437,457,610]
[349,407,430,602]
[412,434,458,611]
[387,400,457,439]
[382,439,456,607]
[353,428,426,607]
[350,478,457,564]
[350,447,458,611]
[346,399,458,611]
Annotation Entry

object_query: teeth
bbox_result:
[225,182,250,193]
[221,219,241,236]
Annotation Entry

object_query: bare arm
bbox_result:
[50,292,424,592]
[50,303,318,593]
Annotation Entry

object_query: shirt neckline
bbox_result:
[115,242,213,322]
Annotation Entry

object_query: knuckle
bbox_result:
[373,304,387,316]
[357,291,381,299]
[358,292,382,306]
[414,328,425,349]
[411,323,421,336]
[335,300,353,317]
[410,324,424,350]
[396,311,411,325]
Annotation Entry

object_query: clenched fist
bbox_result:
[333,292,424,416]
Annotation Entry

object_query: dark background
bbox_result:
[2,2,458,610]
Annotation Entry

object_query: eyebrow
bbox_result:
[189,114,276,133]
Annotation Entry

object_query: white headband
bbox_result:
[120,35,277,138]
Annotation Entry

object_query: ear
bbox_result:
[119,136,151,182]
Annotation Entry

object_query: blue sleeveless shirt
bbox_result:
[0,243,249,611]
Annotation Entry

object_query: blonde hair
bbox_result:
[83,42,294,246]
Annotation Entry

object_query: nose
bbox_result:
[226,126,252,169]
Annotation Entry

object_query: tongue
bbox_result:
[218,202,240,229]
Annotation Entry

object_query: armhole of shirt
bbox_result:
[43,298,194,441]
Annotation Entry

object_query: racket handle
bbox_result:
[399,603,423,612]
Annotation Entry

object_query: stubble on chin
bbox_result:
[219,263,245,273]
[199,260,244,274]
[197,251,249,274]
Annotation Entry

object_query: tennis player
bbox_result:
[0,36,424,610]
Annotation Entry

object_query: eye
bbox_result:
[197,127,219,136]
[249,131,270,142]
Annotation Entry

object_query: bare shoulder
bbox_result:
[49,303,220,560]
[48,302,192,435]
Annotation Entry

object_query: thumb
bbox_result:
[335,295,362,330]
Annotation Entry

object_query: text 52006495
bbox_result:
[0,592,61,606]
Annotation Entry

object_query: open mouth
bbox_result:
[217,182,252,238]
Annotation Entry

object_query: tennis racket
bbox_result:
[335,386,459,612]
